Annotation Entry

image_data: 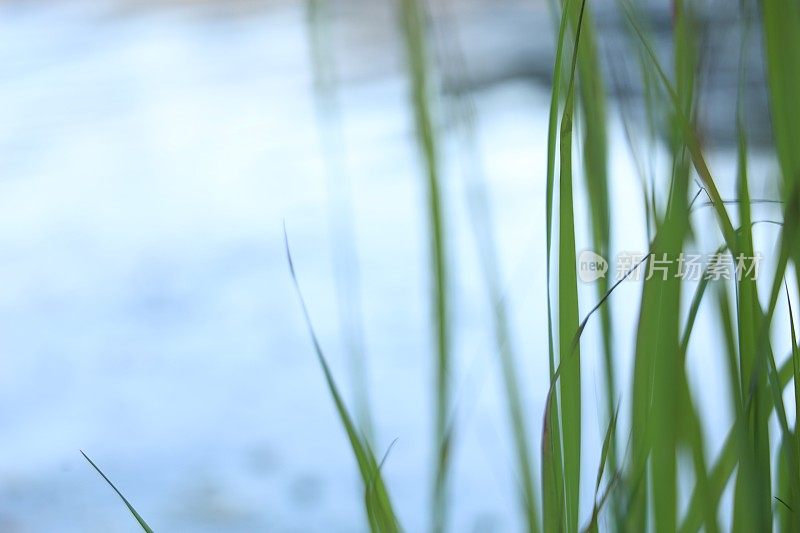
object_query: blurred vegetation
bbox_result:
[91,0,800,531]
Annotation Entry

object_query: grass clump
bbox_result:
[92,0,800,531]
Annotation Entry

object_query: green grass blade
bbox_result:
[643,202,687,533]
[788,285,800,479]
[80,451,154,533]
[396,1,451,530]
[539,251,644,531]
[678,379,718,533]
[541,390,563,532]
[285,231,400,532]
[767,287,800,528]
[763,0,800,406]
[728,20,773,527]
[542,0,573,529]
[569,5,617,498]
[679,243,724,357]
[556,1,588,529]
[734,56,754,409]
[624,3,695,523]
[627,142,691,533]
[440,15,542,533]
[305,0,374,441]
[592,400,617,500]
[621,0,738,253]
[715,284,743,415]
[583,401,619,532]
[620,5,782,530]
[776,436,796,530]
[679,352,798,532]
[763,3,800,527]
[765,338,800,527]
[762,0,800,190]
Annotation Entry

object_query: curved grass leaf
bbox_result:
[305,0,374,441]
[285,230,400,533]
[81,451,154,533]
[583,401,619,532]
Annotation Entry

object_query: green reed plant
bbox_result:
[91,0,800,531]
